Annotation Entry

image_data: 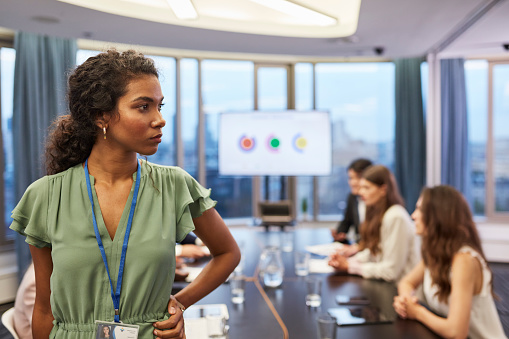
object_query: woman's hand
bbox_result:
[393,295,409,318]
[152,296,186,339]
[404,296,423,320]
[338,244,359,257]
[393,295,421,320]
[328,252,349,271]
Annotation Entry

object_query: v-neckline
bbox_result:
[87,172,137,242]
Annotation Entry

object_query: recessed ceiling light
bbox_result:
[165,0,198,20]
[247,0,337,27]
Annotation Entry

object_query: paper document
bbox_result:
[184,266,204,282]
[308,258,335,274]
[305,242,344,257]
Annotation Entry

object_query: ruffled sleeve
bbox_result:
[174,168,217,243]
[10,177,51,248]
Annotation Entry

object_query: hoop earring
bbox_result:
[103,127,107,140]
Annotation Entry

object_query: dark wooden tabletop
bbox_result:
[186,227,440,339]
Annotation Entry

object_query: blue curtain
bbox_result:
[12,32,77,280]
[440,59,470,197]
[394,58,426,212]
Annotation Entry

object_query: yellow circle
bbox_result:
[296,137,307,149]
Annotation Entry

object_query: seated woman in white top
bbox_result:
[393,185,507,339]
[328,165,419,282]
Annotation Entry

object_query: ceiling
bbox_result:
[0,0,508,59]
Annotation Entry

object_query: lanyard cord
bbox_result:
[84,159,141,323]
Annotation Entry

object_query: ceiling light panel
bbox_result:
[247,0,336,27]
[57,0,361,38]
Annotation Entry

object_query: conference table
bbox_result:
[178,227,440,339]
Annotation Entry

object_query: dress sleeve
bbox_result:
[174,168,217,242]
[10,178,51,248]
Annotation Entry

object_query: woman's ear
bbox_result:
[380,184,388,197]
[95,113,110,129]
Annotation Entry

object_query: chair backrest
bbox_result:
[259,200,294,224]
[1,307,20,339]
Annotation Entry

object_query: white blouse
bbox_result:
[347,204,420,282]
[423,246,507,339]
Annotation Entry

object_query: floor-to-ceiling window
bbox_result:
[202,59,254,219]
[256,65,289,202]
[181,58,199,178]
[295,63,315,220]
[1,47,16,242]
[315,62,395,219]
[492,63,509,214]
[465,60,488,216]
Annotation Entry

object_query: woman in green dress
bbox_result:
[11,49,241,338]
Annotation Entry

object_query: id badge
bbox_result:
[95,320,139,339]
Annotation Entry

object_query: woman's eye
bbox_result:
[158,103,165,111]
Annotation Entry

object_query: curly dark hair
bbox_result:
[45,49,159,174]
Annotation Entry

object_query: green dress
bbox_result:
[10,160,216,338]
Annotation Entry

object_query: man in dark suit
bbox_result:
[331,158,373,244]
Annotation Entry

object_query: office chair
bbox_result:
[1,307,20,339]
[258,200,295,230]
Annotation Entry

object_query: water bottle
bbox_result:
[258,246,284,288]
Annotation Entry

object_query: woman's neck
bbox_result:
[86,145,139,184]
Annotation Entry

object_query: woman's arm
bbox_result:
[404,253,480,339]
[174,208,241,307]
[153,208,240,338]
[393,260,425,318]
[356,207,413,281]
[29,245,54,339]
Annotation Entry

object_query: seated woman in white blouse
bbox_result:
[393,185,507,339]
[328,165,420,282]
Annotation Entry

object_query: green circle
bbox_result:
[270,138,280,148]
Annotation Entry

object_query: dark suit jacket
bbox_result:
[336,193,360,241]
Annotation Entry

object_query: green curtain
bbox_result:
[394,58,426,212]
[12,31,77,280]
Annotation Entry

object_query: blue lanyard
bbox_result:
[84,159,141,323]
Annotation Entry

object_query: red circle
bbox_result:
[241,138,253,149]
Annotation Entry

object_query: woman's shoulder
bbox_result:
[142,160,188,177]
[384,204,411,219]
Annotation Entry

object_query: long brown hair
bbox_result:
[359,165,404,255]
[420,185,492,303]
[45,49,158,175]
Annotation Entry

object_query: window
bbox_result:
[181,59,199,178]
[492,63,509,213]
[256,66,289,202]
[146,55,176,166]
[202,60,254,218]
[1,47,16,241]
[315,62,395,219]
[295,63,315,219]
[465,60,488,216]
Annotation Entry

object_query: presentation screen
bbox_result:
[218,111,332,176]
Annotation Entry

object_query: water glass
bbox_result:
[305,276,322,307]
[281,231,294,252]
[230,275,245,304]
[206,314,227,338]
[259,246,284,288]
[316,313,337,339]
[294,251,310,276]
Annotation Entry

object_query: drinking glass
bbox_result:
[306,276,322,307]
[230,275,245,304]
[294,251,310,276]
[316,313,336,339]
